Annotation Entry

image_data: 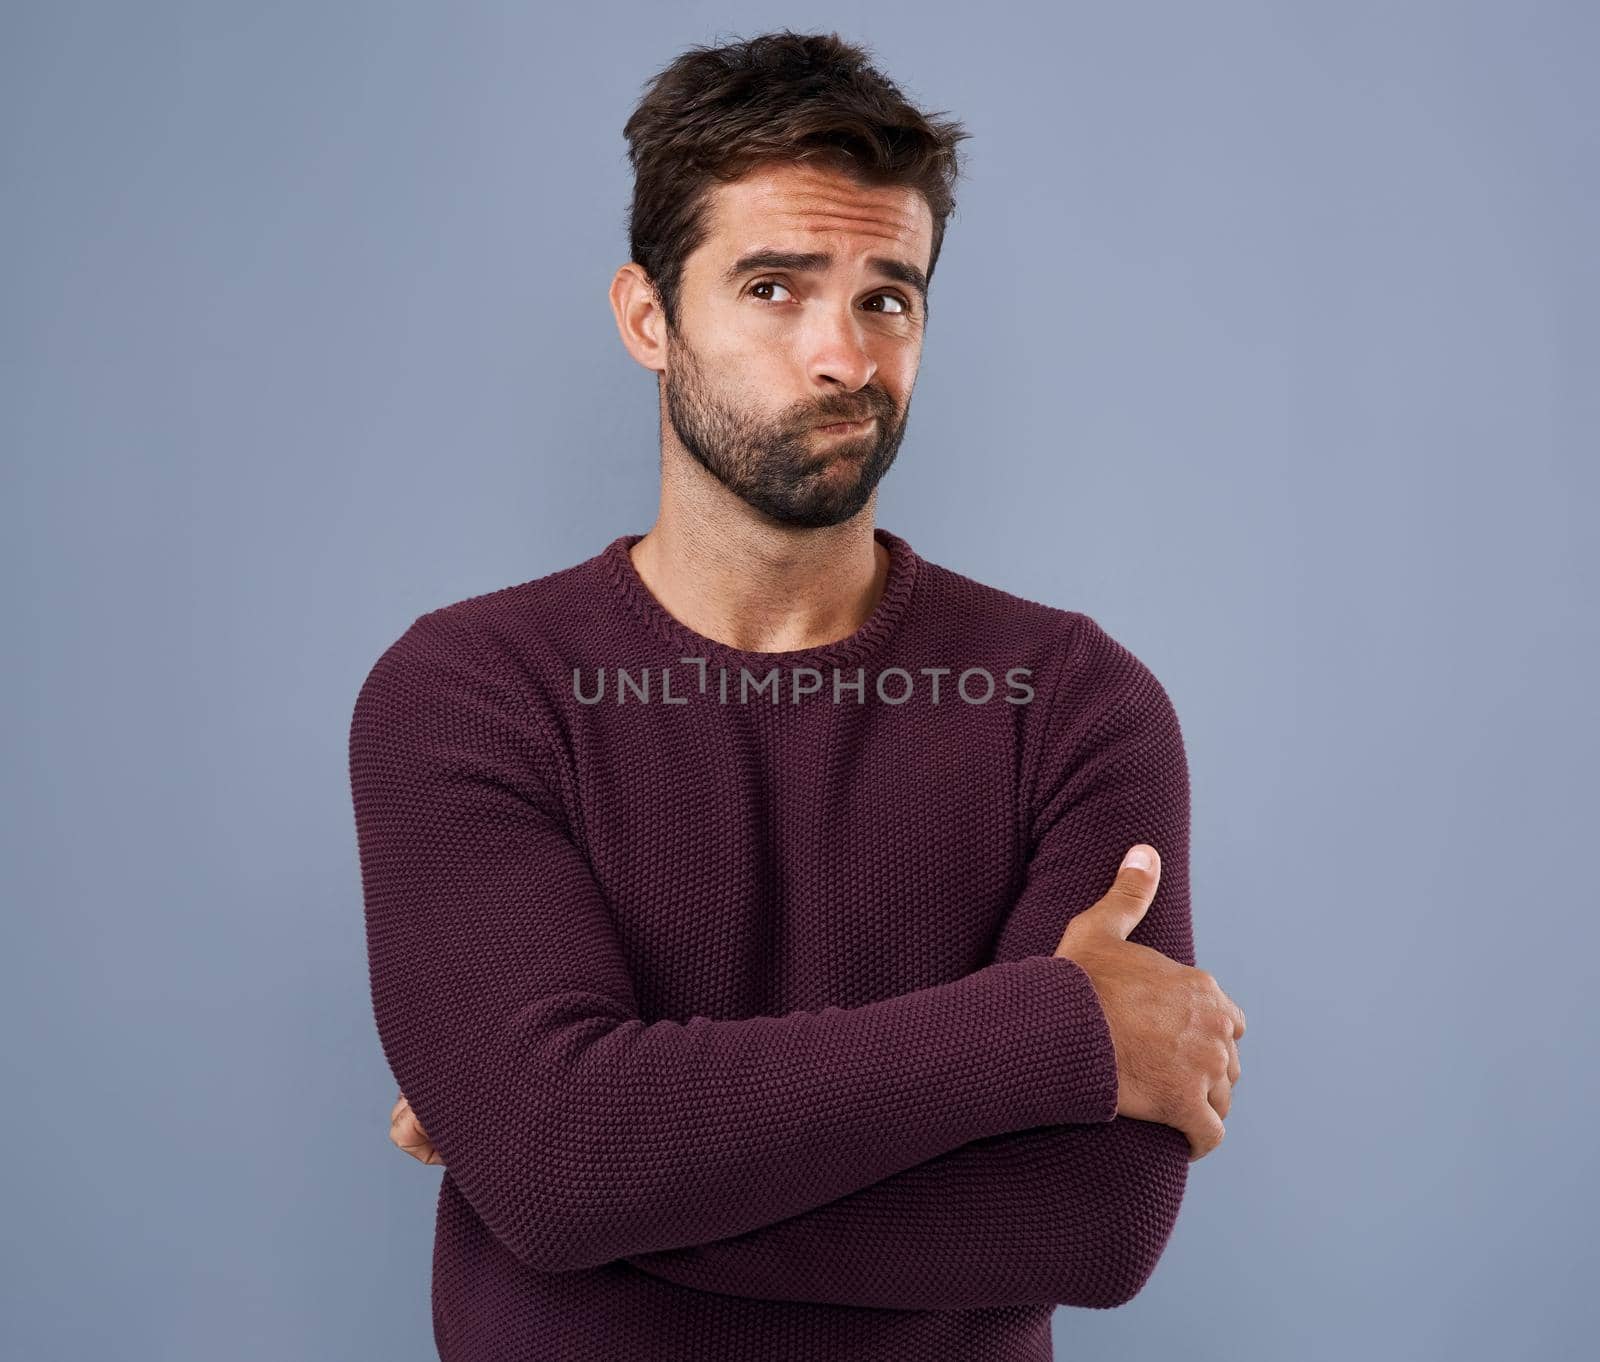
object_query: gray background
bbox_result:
[4,2,1595,1358]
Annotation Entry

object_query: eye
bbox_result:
[745,280,915,318]
[866,292,911,316]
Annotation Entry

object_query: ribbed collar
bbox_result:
[597,526,921,670]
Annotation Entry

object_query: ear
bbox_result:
[609,263,668,375]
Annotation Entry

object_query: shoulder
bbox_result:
[349,574,604,814]
[909,550,1169,715]
[421,551,599,663]
[348,581,575,802]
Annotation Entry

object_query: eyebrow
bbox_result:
[721,249,929,313]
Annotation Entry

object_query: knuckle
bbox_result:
[1107,882,1145,910]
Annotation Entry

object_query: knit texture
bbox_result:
[348,526,1193,1361]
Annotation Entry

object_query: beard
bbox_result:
[661,325,910,529]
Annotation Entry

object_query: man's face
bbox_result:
[661,161,933,529]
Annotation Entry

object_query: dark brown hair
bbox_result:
[621,29,971,332]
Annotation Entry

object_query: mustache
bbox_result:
[809,401,887,425]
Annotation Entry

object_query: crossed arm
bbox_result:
[354,610,1133,1278]
[360,609,1192,1307]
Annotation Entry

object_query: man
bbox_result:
[350,29,1245,1362]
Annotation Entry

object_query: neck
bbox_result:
[629,502,889,656]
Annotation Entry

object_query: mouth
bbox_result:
[813,416,876,436]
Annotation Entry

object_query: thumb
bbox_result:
[1094,844,1161,940]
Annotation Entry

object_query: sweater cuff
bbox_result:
[992,955,1121,1127]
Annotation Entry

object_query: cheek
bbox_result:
[876,339,920,385]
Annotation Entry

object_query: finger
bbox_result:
[1187,1106,1226,1162]
[394,1126,436,1163]
[1227,1035,1241,1087]
[1096,845,1162,939]
[1222,992,1246,1039]
[1207,1070,1232,1121]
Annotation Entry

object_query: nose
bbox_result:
[803,308,878,393]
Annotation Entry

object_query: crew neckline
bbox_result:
[598,526,921,670]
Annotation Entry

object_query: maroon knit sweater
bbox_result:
[348,525,1192,1361]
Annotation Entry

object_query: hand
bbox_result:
[390,1090,444,1166]
[1054,844,1246,1162]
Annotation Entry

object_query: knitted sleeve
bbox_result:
[622,616,1193,1309]
[348,610,1121,1275]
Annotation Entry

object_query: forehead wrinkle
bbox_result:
[764,191,922,232]
[732,174,925,236]
[766,212,919,248]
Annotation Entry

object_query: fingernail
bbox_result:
[1121,845,1152,871]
